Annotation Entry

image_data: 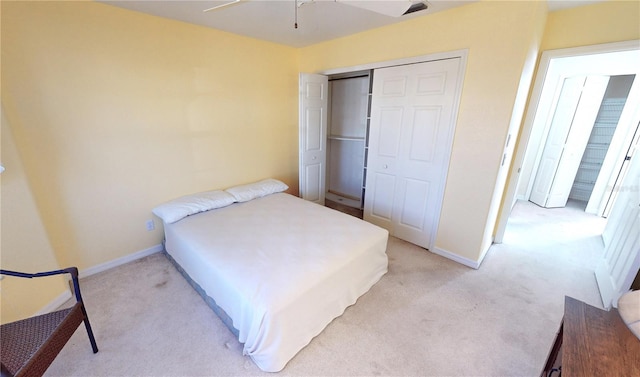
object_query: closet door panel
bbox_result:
[369,173,396,224]
[377,108,403,157]
[397,178,430,230]
[409,107,440,163]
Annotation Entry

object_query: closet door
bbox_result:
[299,73,328,204]
[530,75,609,208]
[364,58,462,249]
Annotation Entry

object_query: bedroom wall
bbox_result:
[299,0,547,264]
[1,0,298,280]
[1,110,69,324]
[541,0,640,51]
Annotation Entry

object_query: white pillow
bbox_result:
[152,190,236,224]
[225,178,288,202]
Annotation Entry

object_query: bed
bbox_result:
[153,179,389,372]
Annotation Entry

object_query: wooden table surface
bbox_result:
[562,296,640,376]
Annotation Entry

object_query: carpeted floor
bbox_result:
[45,199,604,376]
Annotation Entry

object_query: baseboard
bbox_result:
[34,244,163,315]
[431,247,481,270]
[35,290,73,316]
[79,244,164,279]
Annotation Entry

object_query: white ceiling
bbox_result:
[99,0,603,48]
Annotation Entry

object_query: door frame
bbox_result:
[494,40,640,243]
[320,49,468,77]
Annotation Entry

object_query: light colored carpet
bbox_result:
[45,200,604,376]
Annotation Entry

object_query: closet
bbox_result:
[325,71,372,210]
[300,53,466,251]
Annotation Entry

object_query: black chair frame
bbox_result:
[0,267,98,377]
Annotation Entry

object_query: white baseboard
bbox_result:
[431,247,481,269]
[79,244,164,279]
[35,244,163,315]
[35,290,73,316]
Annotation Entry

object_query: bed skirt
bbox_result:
[162,249,240,338]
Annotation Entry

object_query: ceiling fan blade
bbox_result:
[203,0,242,13]
[337,0,425,17]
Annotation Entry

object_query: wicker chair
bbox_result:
[0,267,98,377]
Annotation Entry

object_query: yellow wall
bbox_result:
[1,110,69,323]
[300,0,548,262]
[542,0,640,51]
[1,1,298,276]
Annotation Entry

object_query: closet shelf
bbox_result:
[328,136,366,141]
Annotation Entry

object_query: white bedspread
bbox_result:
[163,193,389,372]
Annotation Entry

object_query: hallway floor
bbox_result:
[502,199,607,271]
[493,198,607,308]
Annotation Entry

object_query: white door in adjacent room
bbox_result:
[364,58,462,249]
[299,73,328,205]
[530,75,609,208]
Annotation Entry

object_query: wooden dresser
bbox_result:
[541,296,640,376]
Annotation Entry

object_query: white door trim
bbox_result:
[320,49,469,77]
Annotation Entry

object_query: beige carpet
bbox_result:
[45,200,604,376]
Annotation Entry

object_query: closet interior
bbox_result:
[325,70,373,212]
[569,74,636,208]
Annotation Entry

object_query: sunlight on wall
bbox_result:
[1,110,68,324]
[1,1,298,277]
[542,0,640,51]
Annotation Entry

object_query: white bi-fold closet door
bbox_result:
[529,75,610,208]
[364,58,462,250]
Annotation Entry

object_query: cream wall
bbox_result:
[1,110,69,324]
[542,0,640,51]
[300,0,548,263]
[1,0,298,283]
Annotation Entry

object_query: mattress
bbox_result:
[163,192,389,372]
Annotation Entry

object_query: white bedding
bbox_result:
[163,193,388,372]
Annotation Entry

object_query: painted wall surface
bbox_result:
[300,0,548,263]
[542,0,640,51]
[1,0,298,282]
[1,111,68,324]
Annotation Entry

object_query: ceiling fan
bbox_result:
[203,0,429,18]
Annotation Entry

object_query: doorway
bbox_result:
[529,74,637,211]
[496,40,640,307]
